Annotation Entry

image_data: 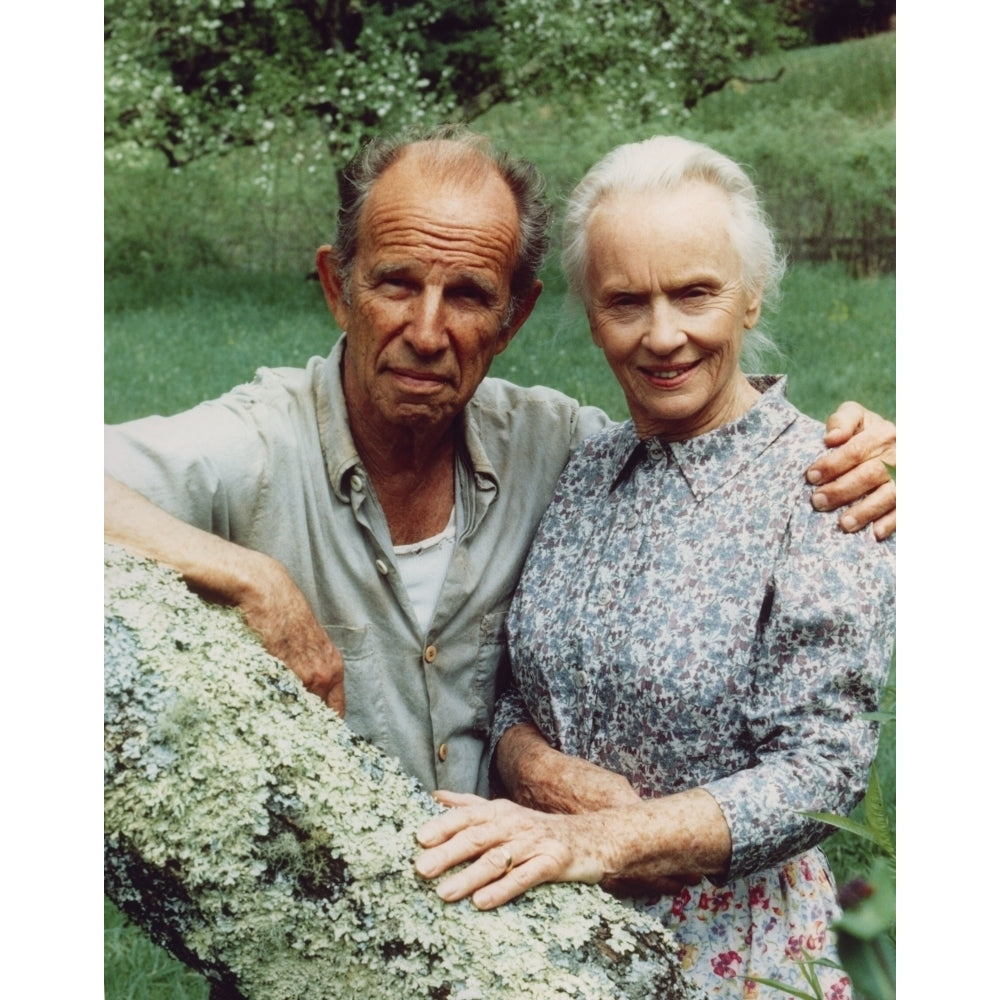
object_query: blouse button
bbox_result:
[424,645,438,663]
[625,511,639,530]
[375,559,389,576]
[597,589,612,605]
[350,473,364,492]
[437,742,449,762]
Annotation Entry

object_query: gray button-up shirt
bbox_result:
[105,339,609,796]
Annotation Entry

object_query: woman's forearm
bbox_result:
[496,723,641,813]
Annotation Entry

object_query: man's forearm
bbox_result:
[104,472,271,604]
[104,473,346,712]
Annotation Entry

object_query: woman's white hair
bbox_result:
[561,135,786,369]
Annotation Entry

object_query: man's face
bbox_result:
[329,149,535,439]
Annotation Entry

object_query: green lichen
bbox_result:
[104,546,703,1000]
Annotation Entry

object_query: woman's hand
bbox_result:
[808,402,896,540]
[414,792,610,910]
[414,788,728,910]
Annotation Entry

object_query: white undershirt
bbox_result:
[393,506,457,633]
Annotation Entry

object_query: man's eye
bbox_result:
[379,276,414,294]
[450,285,489,305]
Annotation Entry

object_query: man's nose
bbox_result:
[405,290,449,354]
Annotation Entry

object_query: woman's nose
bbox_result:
[645,301,687,353]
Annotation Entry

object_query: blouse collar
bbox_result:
[611,376,799,500]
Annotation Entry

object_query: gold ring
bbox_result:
[500,849,514,874]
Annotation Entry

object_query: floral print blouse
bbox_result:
[493,377,895,996]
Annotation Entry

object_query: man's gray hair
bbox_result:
[333,124,552,326]
[561,135,786,369]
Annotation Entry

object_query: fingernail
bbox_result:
[842,514,858,531]
[812,492,829,511]
[806,470,822,485]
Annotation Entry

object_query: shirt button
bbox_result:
[625,512,639,530]
[438,742,449,762]
[350,473,364,491]
[375,559,389,575]
[424,645,437,663]
[597,589,612,605]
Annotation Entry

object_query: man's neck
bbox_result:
[347,401,459,548]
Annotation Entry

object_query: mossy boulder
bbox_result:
[104,546,702,1000]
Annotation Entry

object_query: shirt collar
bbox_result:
[315,338,363,502]
[611,376,797,500]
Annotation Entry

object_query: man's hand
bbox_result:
[807,401,896,540]
[235,559,345,714]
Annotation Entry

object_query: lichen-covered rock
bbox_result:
[104,546,703,1000]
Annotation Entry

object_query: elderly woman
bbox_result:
[415,136,895,998]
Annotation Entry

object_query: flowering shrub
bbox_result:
[105,0,788,168]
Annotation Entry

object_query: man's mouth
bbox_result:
[388,367,451,390]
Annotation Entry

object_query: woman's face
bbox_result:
[585,181,762,441]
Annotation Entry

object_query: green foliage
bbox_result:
[105,0,794,169]
[685,33,896,273]
[105,897,209,1000]
[797,686,896,1000]
[834,859,896,1000]
[105,32,895,278]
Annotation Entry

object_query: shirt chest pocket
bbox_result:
[323,624,387,749]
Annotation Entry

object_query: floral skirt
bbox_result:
[626,848,852,999]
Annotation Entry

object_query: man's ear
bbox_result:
[495,280,543,355]
[315,245,351,330]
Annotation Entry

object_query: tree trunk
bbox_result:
[104,546,702,1000]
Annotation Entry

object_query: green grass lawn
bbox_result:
[105,261,893,427]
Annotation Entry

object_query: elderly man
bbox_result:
[105,126,895,802]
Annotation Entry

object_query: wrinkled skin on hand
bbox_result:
[809,401,896,540]
[416,785,722,911]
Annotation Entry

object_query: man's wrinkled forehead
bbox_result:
[357,143,522,278]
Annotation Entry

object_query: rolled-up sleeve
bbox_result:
[105,385,274,541]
